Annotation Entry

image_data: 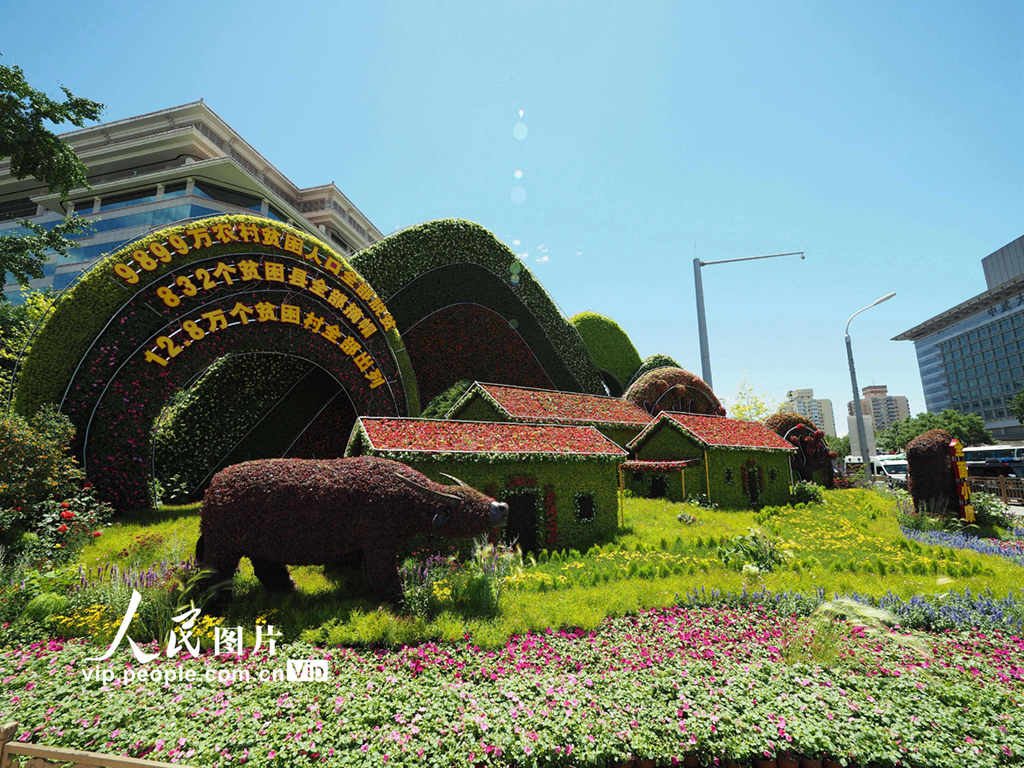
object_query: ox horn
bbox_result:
[439,472,470,488]
[393,471,461,504]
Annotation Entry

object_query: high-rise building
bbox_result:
[782,388,836,436]
[0,101,382,302]
[847,385,910,433]
[894,235,1024,441]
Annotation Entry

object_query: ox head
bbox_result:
[393,471,508,536]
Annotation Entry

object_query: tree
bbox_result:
[721,379,778,422]
[0,61,103,290]
[825,434,850,460]
[876,409,992,452]
[1009,389,1024,424]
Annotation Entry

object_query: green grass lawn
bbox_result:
[61,487,1023,648]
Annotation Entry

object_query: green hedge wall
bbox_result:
[627,354,682,387]
[393,459,619,552]
[569,312,643,395]
[152,353,311,492]
[350,219,603,395]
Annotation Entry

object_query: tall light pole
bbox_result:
[693,251,804,388]
[845,291,896,470]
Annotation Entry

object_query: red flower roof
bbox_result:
[358,417,628,457]
[629,412,797,452]
[467,382,652,426]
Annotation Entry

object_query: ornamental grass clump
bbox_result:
[400,537,522,619]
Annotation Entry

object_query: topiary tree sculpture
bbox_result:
[906,428,957,517]
[623,366,725,417]
[764,412,836,488]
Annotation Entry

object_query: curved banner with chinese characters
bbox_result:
[35,214,417,511]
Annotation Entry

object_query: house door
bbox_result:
[650,475,667,498]
[744,462,762,506]
[504,492,539,553]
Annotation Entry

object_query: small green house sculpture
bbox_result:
[625,412,796,507]
[446,381,652,448]
[345,416,627,551]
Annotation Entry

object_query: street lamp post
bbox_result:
[693,251,804,388]
[844,292,896,471]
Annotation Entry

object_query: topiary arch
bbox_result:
[14,214,417,510]
[350,219,604,398]
[569,312,643,396]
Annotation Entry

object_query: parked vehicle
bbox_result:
[962,444,1024,478]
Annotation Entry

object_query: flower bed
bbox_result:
[2,605,1023,767]
[901,526,1024,568]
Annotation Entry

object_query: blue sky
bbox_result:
[4,0,1022,434]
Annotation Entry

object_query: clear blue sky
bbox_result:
[5,0,1022,434]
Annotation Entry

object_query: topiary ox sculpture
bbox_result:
[196,455,508,607]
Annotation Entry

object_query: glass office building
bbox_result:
[0,101,382,303]
[894,253,1024,441]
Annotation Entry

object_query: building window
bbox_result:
[724,468,733,484]
[0,197,37,221]
[768,468,778,482]
[99,187,158,212]
[574,492,596,523]
[193,180,262,211]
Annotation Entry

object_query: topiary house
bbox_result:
[625,412,796,507]
[445,381,652,448]
[345,417,627,552]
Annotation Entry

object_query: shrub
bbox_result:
[0,405,111,566]
[21,591,69,622]
[765,412,836,488]
[569,312,643,395]
[971,491,1012,529]
[790,480,824,504]
[717,529,783,572]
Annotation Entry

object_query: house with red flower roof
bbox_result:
[625,412,797,507]
[446,382,652,447]
[345,416,627,551]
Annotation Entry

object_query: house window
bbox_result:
[574,492,596,522]
[724,468,733,484]
[768,468,778,482]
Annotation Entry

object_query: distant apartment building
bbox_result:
[847,385,910,434]
[782,388,836,436]
[0,101,382,301]
[894,234,1024,441]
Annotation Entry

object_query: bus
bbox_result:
[962,445,1024,477]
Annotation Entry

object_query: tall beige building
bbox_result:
[847,385,910,433]
[782,388,837,436]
